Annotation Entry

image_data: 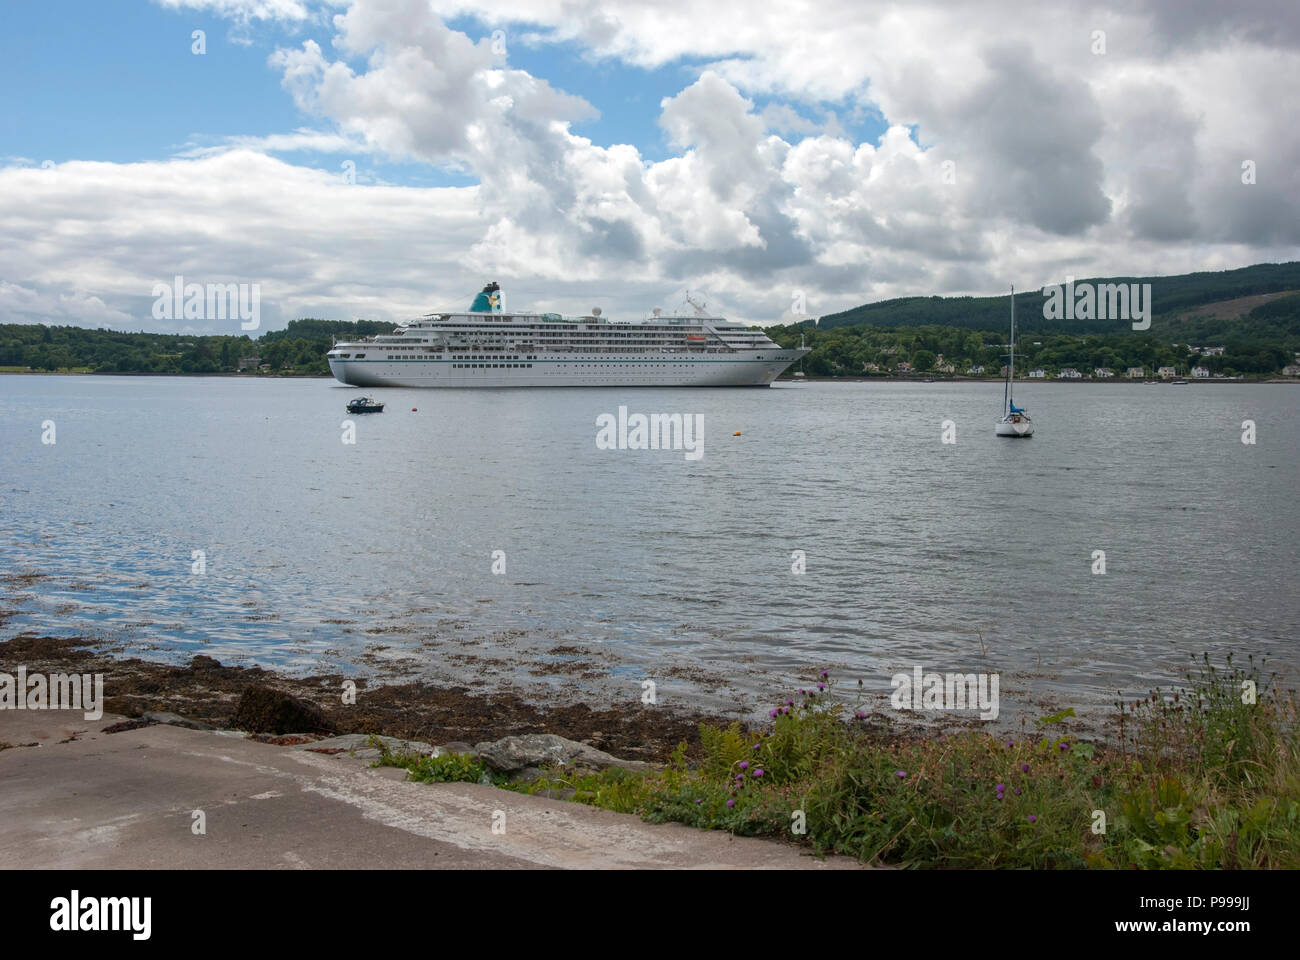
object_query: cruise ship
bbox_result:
[326,283,808,388]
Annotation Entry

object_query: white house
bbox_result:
[1028,369,1046,378]
[1094,367,1114,378]
[1157,366,1178,379]
[1191,366,1211,378]
[1199,346,1225,356]
[1126,367,1145,378]
[1057,368,1083,379]
[966,365,985,375]
[1283,364,1300,377]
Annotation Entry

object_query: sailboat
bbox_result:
[996,285,1034,437]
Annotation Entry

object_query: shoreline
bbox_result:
[2,367,1295,384]
[0,634,724,762]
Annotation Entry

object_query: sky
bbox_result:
[2,0,1299,334]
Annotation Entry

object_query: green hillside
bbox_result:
[767,282,1300,379]
[816,261,1300,337]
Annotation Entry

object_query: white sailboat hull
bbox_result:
[996,417,1034,437]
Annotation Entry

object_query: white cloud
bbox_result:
[151,0,320,22]
[8,0,1300,331]
[0,152,488,331]
[176,128,367,158]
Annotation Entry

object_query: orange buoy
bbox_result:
[733,431,742,436]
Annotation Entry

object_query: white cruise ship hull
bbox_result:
[329,352,804,388]
[327,282,807,388]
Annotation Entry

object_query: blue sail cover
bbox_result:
[1009,403,1026,414]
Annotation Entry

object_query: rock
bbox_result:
[433,741,476,757]
[474,733,650,774]
[189,655,222,671]
[102,718,152,734]
[534,787,578,801]
[229,686,332,735]
[292,733,434,755]
[142,711,213,731]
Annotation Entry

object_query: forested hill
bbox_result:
[0,318,398,375]
[815,261,1300,336]
[765,286,1300,379]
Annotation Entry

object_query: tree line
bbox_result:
[765,321,1297,378]
[0,319,397,375]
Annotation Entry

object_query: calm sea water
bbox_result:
[2,375,1297,724]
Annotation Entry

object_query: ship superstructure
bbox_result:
[327,283,807,388]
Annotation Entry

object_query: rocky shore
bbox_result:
[0,634,722,764]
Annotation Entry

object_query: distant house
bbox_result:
[1199,346,1225,356]
[1057,368,1083,379]
[1126,367,1145,378]
[237,356,261,371]
[1283,364,1300,377]
[1157,366,1178,379]
[935,362,955,374]
[1094,367,1114,378]
[1191,366,1211,378]
[896,361,911,372]
[999,365,1009,377]
[1028,369,1047,378]
[863,362,881,372]
[967,365,985,375]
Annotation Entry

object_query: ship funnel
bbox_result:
[470,281,501,313]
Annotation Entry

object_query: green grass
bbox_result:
[372,739,506,785]
[507,656,1300,869]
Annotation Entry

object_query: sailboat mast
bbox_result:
[1008,285,1015,407]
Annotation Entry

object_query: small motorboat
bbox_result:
[346,396,385,413]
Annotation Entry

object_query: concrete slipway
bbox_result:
[0,711,861,870]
